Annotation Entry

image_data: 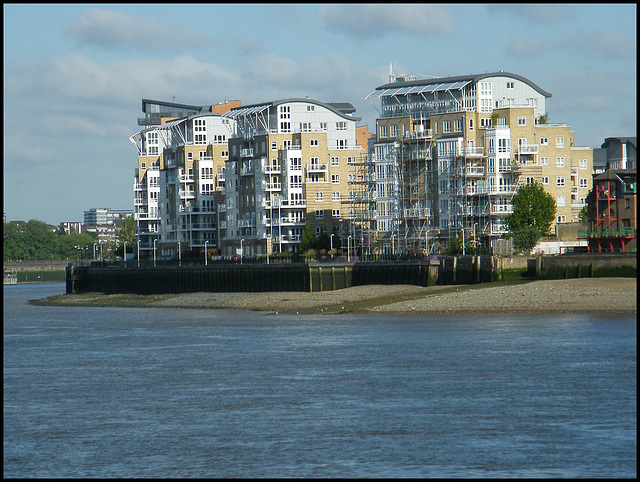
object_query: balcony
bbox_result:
[179,174,195,183]
[489,204,513,215]
[306,163,328,173]
[464,147,485,157]
[461,166,485,177]
[264,164,281,174]
[179,189,196,199]
[578,228,635,238]
[515,145,539,155]
[265,182,282,191]
[240,148,254,158]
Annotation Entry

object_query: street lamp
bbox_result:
[204,240,208,266]
[240,238,244,264]
[153,238,157,267]
[178,241,181,267]
[124,242,127,267]
[137,239,140,268]
[330,233,334,252]
[347,235,352,262]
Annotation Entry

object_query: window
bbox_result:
[380,125,388,138]
[557,215,566,223]
[526,177,535,185]
[556,137,565,148]
[330,156,339,166]
[390,124,397,137]
[557,196,566,207]
[315,192,323,202]
[518,117,526,126]
[557,176,565,187]
[332,209,340,218]
[307,105,315,112]
[579,159,588,170]
[347,156,356,165]
[454,119,462,132]
[140,162,146,170]
[310,139,318,147]
[579,178,588,189]
[221,150,229,157]
[271,141,277,150]
[469,118,474,131]
[556,157,565,168]
[540,157,549,166]
[443,120,451,133]
[540,137,549,146]
[336,121,347,130]
[315,209,324,219]
[542,176,549,185]
[331,174,340,184]
[332,192,340,201]
[507,81,514,89]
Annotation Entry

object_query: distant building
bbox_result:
[83,208,132,226]
[58,221,83,234]
[601,137,636,170]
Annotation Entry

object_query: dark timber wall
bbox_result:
[66,255,636,295]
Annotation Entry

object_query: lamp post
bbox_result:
[124,242,127,267]
[137,239,140,268]
[347,235,352,262]
[462,228,465,256]
[240,238,244,265]
[330,233,334,252]
[178,241,181,267]
[474,223,478,254]
[153,238,157,267]
[93,243,97,260]
[204,240,208,266]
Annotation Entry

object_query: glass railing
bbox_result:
[578,228,635,238]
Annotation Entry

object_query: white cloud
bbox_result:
[506,35,548,57]
[487,4,571,24]
[563,30,636,60]
[318,4,452,38]
[61,8,211,51]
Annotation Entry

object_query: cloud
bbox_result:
[506,35,548,57]
[318,4,452,38]
[563,30,636,60]
[61,8,211,51]
[487,4,571,24]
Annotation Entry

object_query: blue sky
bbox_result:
[3,3,636,224]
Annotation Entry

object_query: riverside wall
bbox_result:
[65,254,636,295]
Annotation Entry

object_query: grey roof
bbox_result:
[601,137,637,149]
[225,98,360,122]
[374,72,552,98]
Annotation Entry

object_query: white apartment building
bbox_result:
[366,70,593,255]
[220,98,366,257]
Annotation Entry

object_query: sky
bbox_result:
[3,3,636,225]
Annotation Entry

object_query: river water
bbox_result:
[4,283,636,478]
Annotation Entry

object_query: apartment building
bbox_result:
[365,70,593,255]
[155,112,236,258]
[130,100,239,259]
[220,98,366,258]
[581,137,637,253]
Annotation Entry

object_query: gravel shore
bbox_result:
[35,277,636,314]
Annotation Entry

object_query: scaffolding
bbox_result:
[346,152,376,259]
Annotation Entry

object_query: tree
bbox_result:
[114,216,137,257]
[505,182,556,254]
[299,221,316,253]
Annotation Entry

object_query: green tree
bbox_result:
[55,232,98,260]
[299,221,316,253]
[505,182,556,254]
[316,224,331,252]
[114,216,137,257]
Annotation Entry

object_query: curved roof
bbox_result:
[374,72,552,98]
[224,98,360,122]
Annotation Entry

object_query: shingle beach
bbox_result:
[33,277,636,315]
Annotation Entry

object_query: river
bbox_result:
[4,283,636,477]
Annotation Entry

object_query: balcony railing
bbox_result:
[578,228,635,238]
